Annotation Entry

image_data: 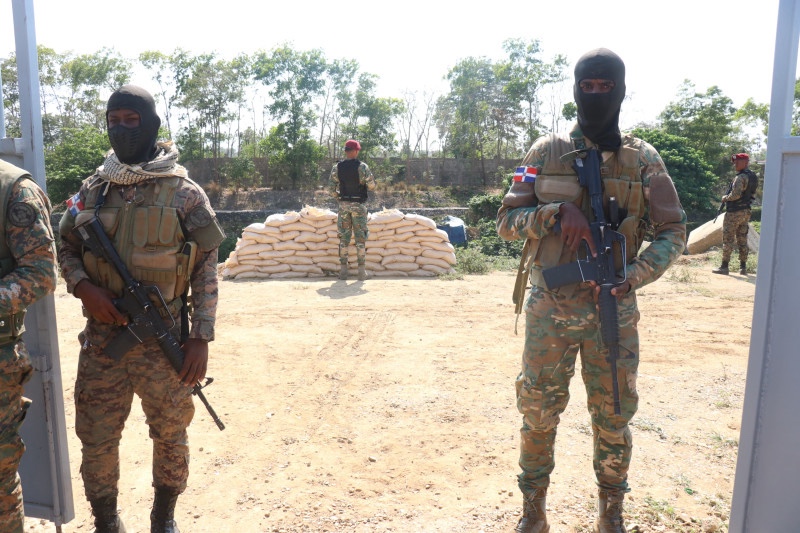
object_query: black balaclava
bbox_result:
[106,84,161,165]
[573,48,626,151]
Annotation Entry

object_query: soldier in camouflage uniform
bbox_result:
[329,139,376,281]
[0,159,57,533]
[497,49,686,533]
[712,153,758,276]
[57,85,225,533]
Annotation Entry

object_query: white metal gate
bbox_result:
[4,0,74,527]
[729,0,800,531]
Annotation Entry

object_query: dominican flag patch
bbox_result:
[66,192,84,216]
[513,166,538,183]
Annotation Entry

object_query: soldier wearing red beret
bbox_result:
[712,153,759,275]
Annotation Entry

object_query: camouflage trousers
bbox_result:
[337,201,369,266]
[74,330,195,500]
[721,209,751,265]
[0,343,32,533]
[517,284,640,495]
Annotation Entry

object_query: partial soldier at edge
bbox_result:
[0,159,58,533]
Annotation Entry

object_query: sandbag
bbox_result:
[265,211,301,227]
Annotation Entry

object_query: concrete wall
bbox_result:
[185,157,519,189]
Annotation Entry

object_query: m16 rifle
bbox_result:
[541,148,634,415]
[714,182,734,223]
[73,216,225,430]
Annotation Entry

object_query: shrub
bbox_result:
[466,193,503,224]
[455,247,491,275]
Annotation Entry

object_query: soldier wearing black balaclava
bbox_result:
[573,48,626,152]
[106,84,161,165]
[57,85,226,533]
[497,49,687,533]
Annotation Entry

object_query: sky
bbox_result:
[0,0,787,131]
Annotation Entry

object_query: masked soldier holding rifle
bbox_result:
[497,49,686,533]
[57,85,225,533]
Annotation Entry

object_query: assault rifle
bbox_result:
[73,216,225,430]
[541,148,634,415]
[714,182,733,223]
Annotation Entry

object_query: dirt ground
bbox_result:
[24,253,753,533]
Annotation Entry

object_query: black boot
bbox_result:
[89,496,126,533]
[712,261,729,275]
[594,489,627,533]
[514,488,549,532]
[739,259,748,275]
[151,486,181,533]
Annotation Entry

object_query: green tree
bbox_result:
[139,49,188,137]
[318,58,359,156]
[793,78,800,136]
[45,124,109,205]
[0,54,20,137]
[219,155,261,191]
[339,73,403,157]
[436,57,513,184]
[659,81,736,177]
[630,127,718,219]
[733,98,769,160]
[499,38,568,148]
[253,45,327,188]
[177,53,249,160]
[59,48,131,130]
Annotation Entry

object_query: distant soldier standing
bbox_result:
[0,159,57,533]
[329,139,376,280]
[58,85,225,533]
[712,153,758,275]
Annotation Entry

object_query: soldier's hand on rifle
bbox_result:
[589,279,632,302]
[74,279,128,326]
[179,338,208,387]
[558,202,597,256]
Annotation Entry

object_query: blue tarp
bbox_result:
[437,215,467,246]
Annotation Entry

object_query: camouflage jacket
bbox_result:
[0,164,57,367]
[497,125,686,292]
[58,168,222,342]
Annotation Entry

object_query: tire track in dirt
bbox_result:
[309,310,396,412]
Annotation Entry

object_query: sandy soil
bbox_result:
[24,254,753,533]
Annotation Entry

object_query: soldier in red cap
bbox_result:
[328,140,376,280]
[713,153,759,275]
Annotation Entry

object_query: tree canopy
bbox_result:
[0,41,777,221]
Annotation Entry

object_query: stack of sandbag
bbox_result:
[221,207,457,280]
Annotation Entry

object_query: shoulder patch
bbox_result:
[187,205,213,228]
[8,201,37,228]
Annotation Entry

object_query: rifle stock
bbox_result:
[73,217,225,430]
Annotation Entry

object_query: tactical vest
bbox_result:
[726,169,758,212]
[71,177,198,314]
[526,132,646,290]
[0,164,35,341]
[337,159,368,202]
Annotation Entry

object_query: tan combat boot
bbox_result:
[594,489,626,533]
[514,488,549,533]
